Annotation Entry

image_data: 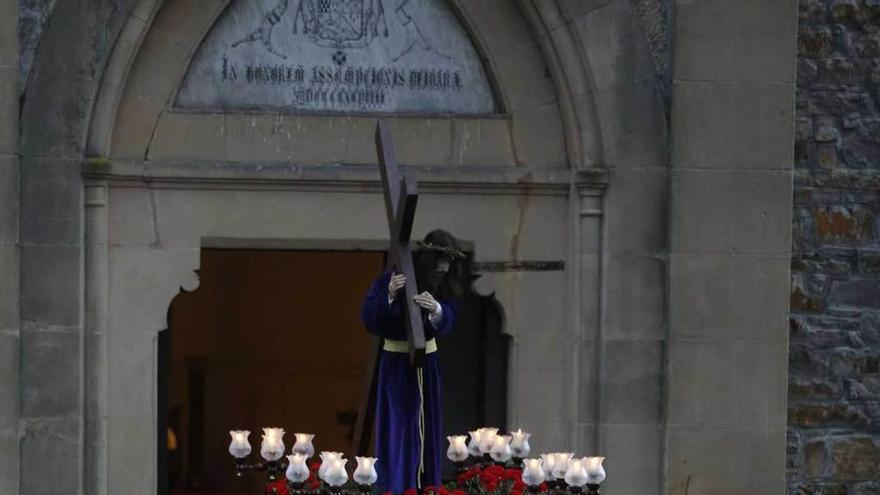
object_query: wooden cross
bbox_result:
[352,119,428,455]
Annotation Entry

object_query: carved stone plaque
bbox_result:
[176,0,497,115]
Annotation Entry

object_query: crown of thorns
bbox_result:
[416,241,466,259]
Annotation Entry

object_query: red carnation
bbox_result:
[452,490,466,495]
[512,490,523,495]
[539,482,549,492]
[264,479,289,495]
[404,488,419,495]
[307,479,321,490]
[505,469,521,481]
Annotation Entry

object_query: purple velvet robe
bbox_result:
[361,272,456,494]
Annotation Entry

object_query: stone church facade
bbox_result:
[0,0,805,494]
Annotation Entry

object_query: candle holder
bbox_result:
[287,481,306,495]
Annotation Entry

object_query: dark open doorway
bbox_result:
[162,248,385,494]
[158,245,509,494]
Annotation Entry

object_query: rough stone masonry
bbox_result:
[790,0,880,493]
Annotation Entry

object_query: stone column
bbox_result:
[84,181,109,495]
[0,0,19,493]
[665,0,797,493]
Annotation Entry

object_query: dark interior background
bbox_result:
[159,248,508,494]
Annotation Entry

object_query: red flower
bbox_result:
[307,479,321,490]
[539,482,549,492]
[264,479,289,495]
[309,460,321,472]
[438,486,450,495]
[404,488,419,495]
[513,480,527,491]
[452,490,467,495]
[423,486,436,494]
[512,490,523,495]
[505,469,522,481]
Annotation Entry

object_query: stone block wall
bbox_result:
[789,0,880,493]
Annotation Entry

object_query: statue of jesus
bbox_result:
[361,229,466,493]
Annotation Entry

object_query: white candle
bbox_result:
[467,429,484,457]
[541,453,558,476]
[286,453,310,483]
[260,427,286,462]
[228,430,252,459]
[521,458,545,487]
[585,456,606,484]
[319,451,344,481]
[490,435,512,462]
[552,453,573,479]
[564,457,589,487]
[478,427,499,454]
[510,429,531,458]
[292,433,315,458]
[447,435,469,462]
[325,457,349,487]
[354,456,378,485]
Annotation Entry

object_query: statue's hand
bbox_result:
[388,273,406,299]
[413,291,440,314]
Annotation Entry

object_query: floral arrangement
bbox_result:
[231,428,604,495]
[264,463,549,495]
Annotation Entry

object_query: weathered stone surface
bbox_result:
[829,436,880,479]
[20,244,81,327]
[670,169,793,254]
[601,340,663,423]
[799,27,834,57]
[572,0,657,92]
[668,340,788,426]
[177,0,495,114]
[789,482,849,495]
[670,253,789,341]
[593,78,667,168]
[20,331,80,418]
[672,80,795,169]
[17,0,56,90]
[602,256,664,340]
[788,429,803,477]
[597,423,662,495]
[791,272,829,312]
[0,155,17,243]
[0,419,18,495]
[19,157,82,245]
[828,347,880,376]
[828,278,880,309]
[20,418,80,495]
[0,243,18,331]
[666,425,787,495]
[0,333,18,419]
[844,376,880,399]
[793,248,857,274]
[805,438,827,477]
[674,0,797,82]
[788,402,871,428]
[603,167,667,254]
[789,376,842,400]
[854,481,880,495]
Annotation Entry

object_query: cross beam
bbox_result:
[352,119,427,455]
[375,119,427,367]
